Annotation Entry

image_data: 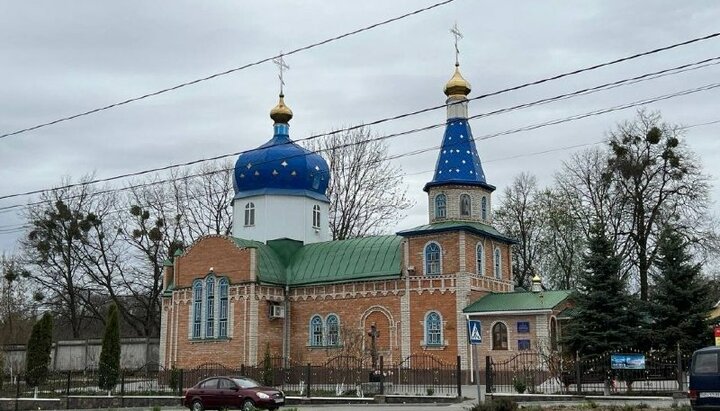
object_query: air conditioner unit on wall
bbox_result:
[270,304,285,319]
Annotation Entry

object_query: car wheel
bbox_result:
[242,398,255,411]
[191,399,204,411]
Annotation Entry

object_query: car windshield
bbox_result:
[232,377,261,388]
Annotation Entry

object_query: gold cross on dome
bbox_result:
[450,22,463,66]
[272,52,290,94]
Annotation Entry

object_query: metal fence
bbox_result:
[487,350,691,395]
[0,364,179,399]
[1,353,462,401]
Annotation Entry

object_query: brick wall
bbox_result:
[174,236,253,288]
[426,184,493,223]
[407,232,460,275]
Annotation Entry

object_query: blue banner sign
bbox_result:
[611,353,646,370]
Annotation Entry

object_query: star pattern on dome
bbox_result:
[233,95,330,202]
[426,118,488,189]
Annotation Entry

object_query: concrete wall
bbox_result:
[2,338,159,373]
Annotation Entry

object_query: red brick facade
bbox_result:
[158,229,557,372]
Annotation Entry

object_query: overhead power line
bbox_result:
[1,53,718,203]
[2,28,719,143]
[0,79,718,218]
[0,0,457,141]
[2,115,719,236]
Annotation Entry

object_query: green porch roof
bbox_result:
[557,306,580,319]
[231,235,403,287]
[397,220,517,244]
[464,290,571,313]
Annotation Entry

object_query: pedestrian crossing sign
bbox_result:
[467,320,482,344]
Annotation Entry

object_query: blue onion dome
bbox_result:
[233,94,330,202]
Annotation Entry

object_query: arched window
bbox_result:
[460,194,471,217]
[312,205,321,229]
[435,194,447,219]
[424,242,441,276]
[244,202,255,226]
[326,315,339,346]
[481,197,488,220]
[310,316,324,346]
[205,277,215,338]
[494,248,501,279]
[218,278,229,338]
[192,280,202,339]
[190,275,231,340]
[425,312,443,346]
[492,322,508,350]
[476,243,484,276]
[550,317,558,351]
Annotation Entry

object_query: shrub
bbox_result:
[468,398,518,411]
[25,313,53,387]
[261,343,273,386]
[98,304,121,391]
[512,376,527,394]
[427,387,435,396]
[169,366,180,392]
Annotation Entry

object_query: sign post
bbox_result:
[467,320,483,403]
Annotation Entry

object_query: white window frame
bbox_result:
[435,194,447,219]
[460,193,471,217]
[244,202,255,226]
[423,241,442,276]
[312,205,321,229]
[424,311,443,346]
[494,247,502,279]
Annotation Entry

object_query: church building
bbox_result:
[158,60,571,372]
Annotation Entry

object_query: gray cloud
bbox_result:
[1,0,720,252]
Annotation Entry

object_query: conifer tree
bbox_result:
[25,313,53,387]
[650,226,713,354]
[562,222,641,355]
[98,304,121,391]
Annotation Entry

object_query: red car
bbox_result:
[183,376,285,411]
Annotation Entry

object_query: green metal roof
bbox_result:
[557,306,580,319]
[231,237,287,284]
[230,235,402,287]
[397,220,517,244]
[286,235,402,286]
[464,290,571,313]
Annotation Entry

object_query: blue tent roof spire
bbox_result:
[424,65,494,192]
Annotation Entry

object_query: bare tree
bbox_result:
[0,254,38,344]
[535,189,584,290]
[494,173,543,289]
[171,160,234,242]
[554,147,634,282]
[605,110,712,300]
[304,126,412,240]
[21,178,104,338]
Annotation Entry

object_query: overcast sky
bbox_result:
[1,1,720,254]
